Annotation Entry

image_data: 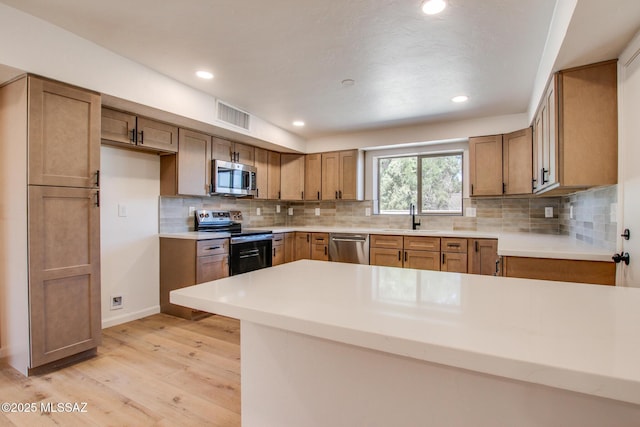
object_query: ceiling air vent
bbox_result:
[217,101,251,131]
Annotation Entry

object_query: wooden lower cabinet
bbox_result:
[405,250,441,271]
[370,247,403,268]
[468,239,499,275]
[160,237,229,319]
[311,233,329,261]
[440,238,468,273]
[294,232,311,260]
[503,256,616,285]
[272,234,285,266]
[28,185,102,368]
[284,232,295,263]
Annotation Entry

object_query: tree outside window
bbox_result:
[378,153,462,215]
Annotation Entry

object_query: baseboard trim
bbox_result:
[102,306,160,329]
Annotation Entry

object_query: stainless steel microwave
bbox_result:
[211,160,257,197]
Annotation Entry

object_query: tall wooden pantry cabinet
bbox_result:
[0,75,102,375]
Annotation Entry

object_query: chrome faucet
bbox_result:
[410,204,421,230]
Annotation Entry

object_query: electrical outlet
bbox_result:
[545,207,553,218]
[188,206,196,215]
[111,295,123,310]
[569,205,574,219]
[466,207,476,217]
[276,205,281,213]
[315,208,320,216]
[365,208,371,217]
[288,207,294,216]
[256,208,261,216]
[118,204,128,217]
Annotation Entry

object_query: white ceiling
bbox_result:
[0,0,637,140]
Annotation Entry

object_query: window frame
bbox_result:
[376,151,464,216]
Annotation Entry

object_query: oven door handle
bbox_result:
[239,249,261,259]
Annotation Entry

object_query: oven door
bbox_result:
[230,238,273,276]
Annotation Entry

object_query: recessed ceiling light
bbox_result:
[421,0,446,15]
[293,121,305,127]
[341,79,355,87]
[452,95,469,103]
[196,70,214,80]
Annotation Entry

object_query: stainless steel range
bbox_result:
[195,210,273,276]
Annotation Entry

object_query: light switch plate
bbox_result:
[276,205,281,213]
[118,204,128,217]
[545,207,553,218]
[365,208,371,217]
[569,205,574,219]
[256,208,261,216]
[466,207,476,217]
[288,207,294,216]
[315,208,320,216]
[188,206,196,216]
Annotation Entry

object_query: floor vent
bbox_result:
[217,101,251,131]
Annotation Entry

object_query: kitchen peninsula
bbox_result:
[171,260,640,427]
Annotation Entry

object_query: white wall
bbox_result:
[100,146,160,328]
[0,3,305,153]
[307,113,528,153]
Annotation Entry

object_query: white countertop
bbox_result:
[171,260,640,405]
[159,231,231,240]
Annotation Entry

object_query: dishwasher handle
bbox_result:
[331,237,368,243]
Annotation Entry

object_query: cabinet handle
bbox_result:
[301,191,304,200]
[502,183,506,194]
[317,191,320,200]
[335,191,338,199]
[256,188,259,198]
[205,246,221,251]
[471,184,474,195]
[307,234,310,243]
[398,251,401,261]
[95,190,100,207]
[95,170,100,188]
[475,240,479,252]
[130,129,136,143]
[541,168,549,184]
[404,251,407,262]
[442,253,446,264]
[339,190,342,199]
[278,191,281,199]
[139,130,144,144]
[324,246,327,256]
[494,258,501,276]
[273,248,276,257]
[532,178,537,191]
[447,243,460,248]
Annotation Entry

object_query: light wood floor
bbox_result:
[0,314,241,427]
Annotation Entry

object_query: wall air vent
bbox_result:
[217,101,251,131]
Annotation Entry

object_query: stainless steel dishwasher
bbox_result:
[329,233,370,264]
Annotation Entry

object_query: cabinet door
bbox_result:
[404,250,440,271]
[533,111,543,192]
[234,142,254,165]
[196,254,229,283]
[101,108,136,146]
[468,239,499,276]
[442,252,468,273]
[212,137,233,161]
[305,153,322,200]
[537,78,557,191]
[28,186,101,368]
[370,248,403,267]
[28,77,100,188]
[404,236,440,252]
[294,232,311,260]
[177,129,211,196]
[321,151,340,200]
[273,245,285,266]
[268,151,281,199]
[311,244,329,261]
[136,117,178,153]
[284,232,295,263]
[281,154,305,200]
[469,135,503,196]
[503,128,533,195]
[254,148,269,199]
[339,150,359,200]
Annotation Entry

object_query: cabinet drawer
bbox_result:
[404,250,441,271]
[272,233,285,246]
[312,233,329,244]
[442,252,468,273]
[370,234,403,249]
[196,253,229,284]
[404,236,440,252]
[196,238,229,257]
[441,238,468,253]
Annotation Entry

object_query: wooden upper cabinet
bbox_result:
[101,108,136,146]
[268,151,281,199]
[177,129,211,196]
[280,154,305,200]
[28,77,100,188]
[321,149,362,200]
[101,107,177,153]
[28,185,101,367]
[254,148,269,199]
[211,138,254,165]
[503,127,533,195]
[305,153,322,201]
[469,134,503,196]
[533,60,617,195]
[136,117,178,153]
